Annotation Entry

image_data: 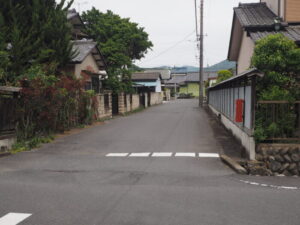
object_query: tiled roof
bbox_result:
[165,75,187,85]
[144,69,171,80]
[71,40,106,70]
[234,3,277,29]
[71,40,97,63]
[208,68,262,90]
[185,73,199,82]
[249,26,300,44]
[132,72,161,81]
[67,9,78,20]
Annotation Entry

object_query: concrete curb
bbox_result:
[220,154,248,175]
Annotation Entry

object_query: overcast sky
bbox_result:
[73,0,259,68]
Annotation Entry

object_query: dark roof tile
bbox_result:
[132,72,161,81]
[249,26,300,43]
[234,3,277,28]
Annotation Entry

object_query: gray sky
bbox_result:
[73,0,258,68]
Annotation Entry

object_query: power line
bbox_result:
[141,30,196,63]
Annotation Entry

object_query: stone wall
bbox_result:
[255,144,300,176]
[131,94,140,110]
[96,92,112,119]
[150,92,163,106]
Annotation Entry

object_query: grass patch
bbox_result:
[97,116,113,122]
[11,135,55,154]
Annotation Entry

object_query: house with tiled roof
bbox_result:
[131,72,162,93]
[228,0,300,74]
[63,9,108,93]
[207,0,300,159]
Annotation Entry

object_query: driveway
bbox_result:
[0,99,300,225]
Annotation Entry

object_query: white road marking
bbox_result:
[105,152,220,158]
[175,152,196,157]
[0,213,32,225]
[129,152,151,157]
[199,153,219,158]
[240,179,299,190]
[152,152,173,157]
[106,153,128,157]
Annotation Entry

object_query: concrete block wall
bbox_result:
[118,92,126,114]
[96,92,112,119]
[126,94,131,112]
[164,90,171,101]
[131,94,140,110]
[150,92,163,106]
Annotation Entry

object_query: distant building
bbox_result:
[131,72,162,93]
[165,59,236,97]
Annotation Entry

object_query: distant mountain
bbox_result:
[171,66,199,74]
[141,60,236,74]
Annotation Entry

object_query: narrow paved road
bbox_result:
[1,99,300,225]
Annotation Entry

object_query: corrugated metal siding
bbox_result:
[208,85,252,130]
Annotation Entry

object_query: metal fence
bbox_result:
[207,71,258,135]
[256,101,300,140]
[209,85,253,131]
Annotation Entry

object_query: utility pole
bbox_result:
[194,0,199,38]
[199,0,204,107]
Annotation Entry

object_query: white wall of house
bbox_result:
[280,0,286,19]
[237,32,255,74]
[75,53,99,79]
[155,78,162,92]
[261,0,280,15]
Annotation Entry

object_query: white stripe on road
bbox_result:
[105,152,220,158]
[240,179,299,190]
[0,213,32,225]
[199,153,219,158]
[129,152,151,157]
[175,152,196,157]
[106,153,129,157]
[151,152,173,157]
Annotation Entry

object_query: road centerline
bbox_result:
[106,153,129,157]
[129,152,151,157]
[175,152,196,157]
[152,152,173,157]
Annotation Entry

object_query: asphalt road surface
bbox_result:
[1,99,300,225]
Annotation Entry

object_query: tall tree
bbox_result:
[82,8,153,70]
[81,8,153,92]
[0,0,75,84]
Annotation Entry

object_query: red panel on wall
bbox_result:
[235,99,244,123]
